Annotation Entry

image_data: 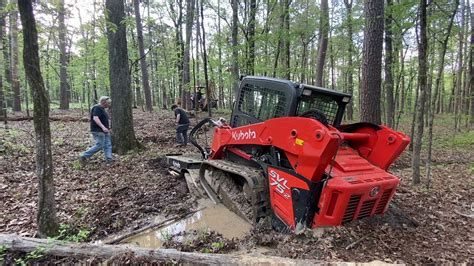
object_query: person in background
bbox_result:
[171,104,190,146]
[79,96,113,165]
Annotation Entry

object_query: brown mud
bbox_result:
[0,109,473,264]
[122,199,251,249]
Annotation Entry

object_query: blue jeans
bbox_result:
[82,132,112,161]
[176,124,189,144]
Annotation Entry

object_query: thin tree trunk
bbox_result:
[470,0,474,126]
[105,0,139,154]
[246,0,256,75]
[195,0,200,87]
[329,28,335,90]
[426,0,457,189]
[134,0,153,112]
[315,0,328,87]
[344,0,354,121]
[3,6,10,102]
[231,0,239,94]
[384,0,395,127]
[412,0,428,185]
[91,0,98,105]
[170,0,183,106]
[217,0,224,109]
[58,0,69,110]
[182,0,195,110]
[360,0,384,124]
[18,0,58,237]
[0,0,5,119]
[454,0,465,131]
[281,0,290,79]
[11,1,21,112]
[200,0,211,117]
[409,82,419,152]
[76,6,89,114]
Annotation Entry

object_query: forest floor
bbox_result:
[0,109,473,264]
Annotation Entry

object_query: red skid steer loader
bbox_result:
[166,76,409,232]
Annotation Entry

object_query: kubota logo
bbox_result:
[232,129,257,140]
[269,169,290,199]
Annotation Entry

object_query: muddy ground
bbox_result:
[0,109,472,264]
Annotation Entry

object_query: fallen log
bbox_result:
[0,116,88,122]
[0,233,320,265]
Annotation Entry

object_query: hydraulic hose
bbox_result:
[190,117,214,159]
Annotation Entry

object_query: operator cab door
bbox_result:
[230,77,297,127]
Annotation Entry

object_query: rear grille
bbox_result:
[342,195,361,224]
[375,189,393,214]
[357,200,376,219]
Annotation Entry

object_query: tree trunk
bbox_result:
[344,0,354,121]
[470,1,474,126]
[217,0,224,109]
[91,0,98,105]
[279,0,290,80]
[200,0,211,117]
[18,0,58,237]
[360,0,384,124]
[329,27,335,90]
[105,0,139,154]
[454,0,465,131]
[231,0,239,94]
[0,0,5,119]
[411,0,428,185]
[315,0,328,87]
[58,0,69,110]
[426,0,457,188]
[247,0,256,75]
[11,2,21,112]
[170,0,183,106]
[3,7,10,100]
[134,0,153,112]
[384,0,395,127]
[181,0,194,110]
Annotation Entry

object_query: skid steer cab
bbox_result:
[165,76,410,232]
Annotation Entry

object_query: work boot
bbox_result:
[105,159,115,166]
[79,156,87,166]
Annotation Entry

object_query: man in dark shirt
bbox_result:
[79,96,113,165]
[171,104,190,146]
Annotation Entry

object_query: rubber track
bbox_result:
[200,159,270,224]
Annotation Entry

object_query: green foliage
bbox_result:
[429,128,474,149]
[1,130,31,155]
[57,223,91,243]
[14,246,45,266]
[0,245,7,262]
[211,241,224,249]
[71,160,83,170]
[160,231,172,242]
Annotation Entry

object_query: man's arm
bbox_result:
[93,116,109,133]
[175,113,180,124]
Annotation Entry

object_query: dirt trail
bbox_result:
[1,109,473,264]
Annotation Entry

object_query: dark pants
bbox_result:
[176,124,189,145]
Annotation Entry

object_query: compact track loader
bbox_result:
[166,76,409,232]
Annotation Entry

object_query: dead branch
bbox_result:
[0,233,320,265]
[345,232,374,250]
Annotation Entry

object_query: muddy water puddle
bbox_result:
[123,200,251,248]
